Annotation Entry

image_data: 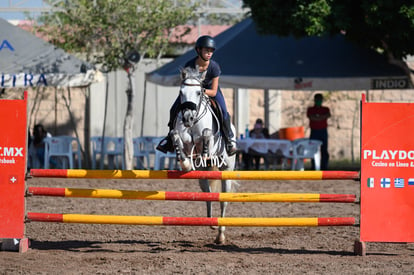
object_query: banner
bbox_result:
[0,93,27,238]
[361,94,414,242]
[0,70,100,88]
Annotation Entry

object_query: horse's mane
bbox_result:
[180,66,203,82]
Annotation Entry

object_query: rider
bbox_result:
[156,35,237,156]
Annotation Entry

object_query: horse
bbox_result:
[169,66,237,244]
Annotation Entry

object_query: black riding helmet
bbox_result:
[195,35,216,60]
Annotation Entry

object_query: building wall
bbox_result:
[242,89,414,162]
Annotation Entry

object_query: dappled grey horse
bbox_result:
[170,66,237,244]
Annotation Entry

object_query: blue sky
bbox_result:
[0,0,50,20]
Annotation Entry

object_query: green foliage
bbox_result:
[36,0,197,71]
[243,0,414,59]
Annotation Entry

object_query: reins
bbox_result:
[180,78,220,136]
[181,78,207,123]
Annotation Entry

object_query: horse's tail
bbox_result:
[209,179,221,193]
[208,166,239,193]
[229,180,240,192]
[209,179,239,193]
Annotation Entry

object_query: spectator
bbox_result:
[306,93,331,170]
[242,118,270,170]
[29,124,52,168]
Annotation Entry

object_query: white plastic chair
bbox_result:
[137,136,163,169]
[133,137,151,169]
[245,139,271,169]
[28,132,53,169]
[267,140,294,170]
[90,136,104,169]
[153,137,178,170]
[101,137,124,170]
[27,142,42,169]
[44,136,82,169]
[154,150,178,170]
[291,138,322,170]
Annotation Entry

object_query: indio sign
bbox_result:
[371,78,410,89]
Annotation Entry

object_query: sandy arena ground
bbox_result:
[1,175,413,274]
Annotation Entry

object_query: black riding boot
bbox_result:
[222,114,237,156]
[156,134,174,153]
[156,105,179,153]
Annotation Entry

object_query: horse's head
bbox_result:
[179,67,206,127]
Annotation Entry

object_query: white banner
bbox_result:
[0,70,102,88]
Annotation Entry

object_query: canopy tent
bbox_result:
[146,18,409,90]
[0,17,99,88]
[0,17,103,168]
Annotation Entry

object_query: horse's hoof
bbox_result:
[214,236,225,245]
[210,226,218,230]
[180,159,191,171]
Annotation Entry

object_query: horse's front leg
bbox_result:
[171,130,191,171]
[215,179,232,245]
[199,178,213,218]
[202,128,212,157]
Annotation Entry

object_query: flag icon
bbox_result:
[380,178,391,188]
[409,178,414,186]
[367,178,374,188]
[394,178,404,188]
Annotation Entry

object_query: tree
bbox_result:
[36,0,197,169]
[242,0,414,85]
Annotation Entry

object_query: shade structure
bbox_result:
[0,18,100,88]
[146,18,409,91]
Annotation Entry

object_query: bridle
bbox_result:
[179,77,210,125]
